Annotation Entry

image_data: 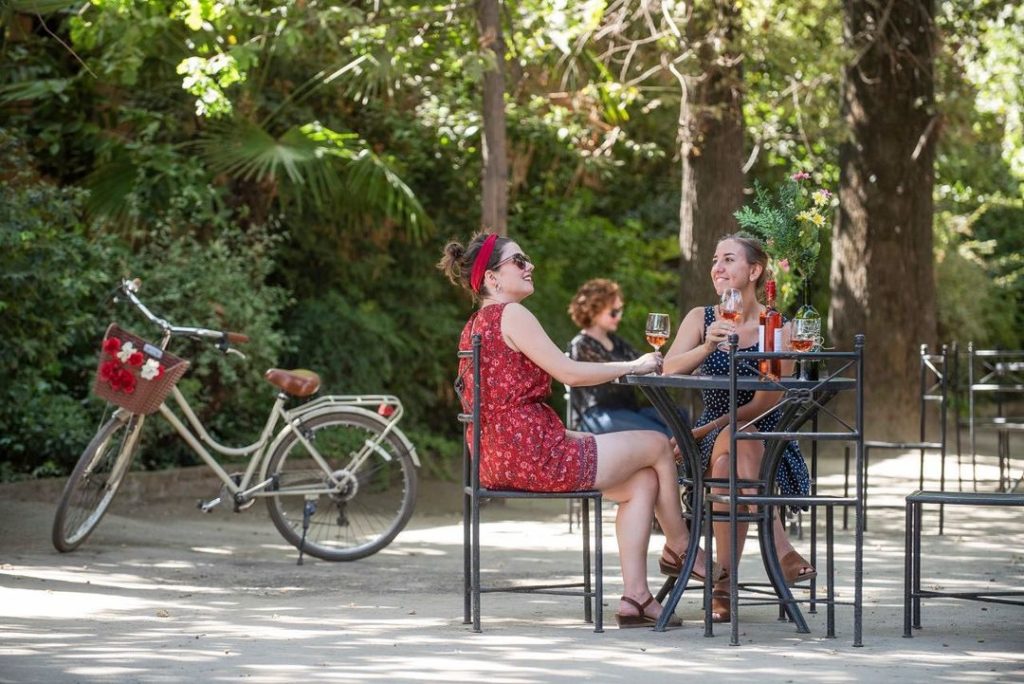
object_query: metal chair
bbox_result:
[904,489,1024,637]
[957,345,1024,493]
[844,344,951,531]
[457,333,603,632]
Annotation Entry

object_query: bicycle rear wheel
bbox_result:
[52,412,143,552]
[265,410,417,561]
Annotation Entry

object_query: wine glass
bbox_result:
[645,313,670,352]
[791,311,822,352]
[717,288,742,351]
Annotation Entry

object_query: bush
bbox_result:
[935,207,1022,349]
[0,128,124,478]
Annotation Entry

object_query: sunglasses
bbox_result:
[494,253,532,270]
[610,307,623,318]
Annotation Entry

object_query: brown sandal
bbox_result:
[710,590,731,623]
[659,545,725,584]
[780,550,817,586]
[615,594,683,629]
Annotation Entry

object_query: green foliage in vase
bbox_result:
[733,173,834,286]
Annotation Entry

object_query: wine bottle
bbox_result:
[762,280,783,381]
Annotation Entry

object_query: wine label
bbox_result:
[773,328,783,353]
[758,324,766,351]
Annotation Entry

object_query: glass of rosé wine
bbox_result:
[645,313,670,352]
[717,288,742,351]
[791,317,823,353]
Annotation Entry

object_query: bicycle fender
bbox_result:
[263,406,420,480]
[323,405,420,468]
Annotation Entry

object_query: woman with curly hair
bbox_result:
[567,278,671,437]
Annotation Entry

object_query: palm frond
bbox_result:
[343,149,433,241]
[197,119,431,238]
[83,152,138,228]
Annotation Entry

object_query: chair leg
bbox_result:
[826,506,836,638]
[594,496,604,633]
[582,497,592,624]
[471,492,482,633]
[912,501,923,629]
[843,445,851,530]
[862,446,871,532]
[903,499,913,637]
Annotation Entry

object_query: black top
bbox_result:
[567,332,641,415]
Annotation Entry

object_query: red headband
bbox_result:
[470,234,499,293]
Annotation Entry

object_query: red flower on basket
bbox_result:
[99,337,164,393]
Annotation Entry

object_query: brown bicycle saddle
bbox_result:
[264,368,321,397]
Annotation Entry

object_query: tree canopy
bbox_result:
[1,0,1021,477]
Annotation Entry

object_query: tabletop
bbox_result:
[620,372,858,392]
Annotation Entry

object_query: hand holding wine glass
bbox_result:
[644,313,670,375]
[717,288,742,351]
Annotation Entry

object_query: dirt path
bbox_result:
[1,459,1023,683]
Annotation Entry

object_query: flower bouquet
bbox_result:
[733,171,833,288]
[735,172,835,362]
[92,324,190,414]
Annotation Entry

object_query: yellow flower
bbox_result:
[796,210,814,222]
[810,212,826,227]
[812,189,831,207]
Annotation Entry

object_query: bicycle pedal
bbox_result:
[198,497,221,513]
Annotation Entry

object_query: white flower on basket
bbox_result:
[117,341,137,364]
[140,358,164,380]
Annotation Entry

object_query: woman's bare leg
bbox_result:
[602,468,660,617]
[707,429,812,579]
[592,430,699,565]
[707,432,763,576]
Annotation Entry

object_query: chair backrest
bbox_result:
[456,333,483,491]
[918,343,951,441]
[965,344,1024,420]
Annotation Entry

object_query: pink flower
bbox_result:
[103,337,122,355]
[779,258,791,272]
[791,172,811,181]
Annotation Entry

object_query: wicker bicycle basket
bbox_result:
[92,323,190,415]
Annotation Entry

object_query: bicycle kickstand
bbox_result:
[297,497,318,566]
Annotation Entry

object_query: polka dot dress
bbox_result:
[694,306,810,499]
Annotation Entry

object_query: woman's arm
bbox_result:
[663,307,716,375]
[501,303,659,386]
[691,389,783,441]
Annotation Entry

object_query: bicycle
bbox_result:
[52,278,420,563]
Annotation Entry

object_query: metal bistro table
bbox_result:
[622,334,865,645]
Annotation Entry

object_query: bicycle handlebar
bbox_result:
[118,278,249,355]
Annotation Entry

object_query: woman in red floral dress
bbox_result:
[439,232,714,628]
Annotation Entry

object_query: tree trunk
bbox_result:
[677,1,745,312]
[832,0,938,439]
[477,0,508,236]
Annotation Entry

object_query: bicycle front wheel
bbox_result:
[265,410,418,561]
[52,412,144,552]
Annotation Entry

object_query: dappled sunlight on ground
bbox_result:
[1,448,1022,681]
